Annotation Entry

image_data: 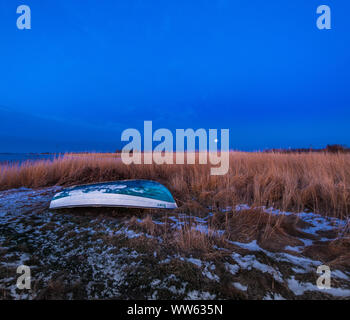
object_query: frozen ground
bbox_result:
[0,187,349,300]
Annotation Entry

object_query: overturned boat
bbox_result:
[49,179,178,209]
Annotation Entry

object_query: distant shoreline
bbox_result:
[1,144,349,155]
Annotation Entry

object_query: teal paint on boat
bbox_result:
[50,180,177,209]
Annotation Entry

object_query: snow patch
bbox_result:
[232,282,247,291]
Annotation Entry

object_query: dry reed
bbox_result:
[0,152,349,218]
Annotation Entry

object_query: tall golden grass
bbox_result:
[0,152,349,218]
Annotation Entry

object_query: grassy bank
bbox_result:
[1,154,350,299]
[0,152,349,218]
[1,187,349,299]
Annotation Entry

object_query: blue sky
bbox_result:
[0,0,349,152]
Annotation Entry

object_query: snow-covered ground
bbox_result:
[0,187,349,300]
